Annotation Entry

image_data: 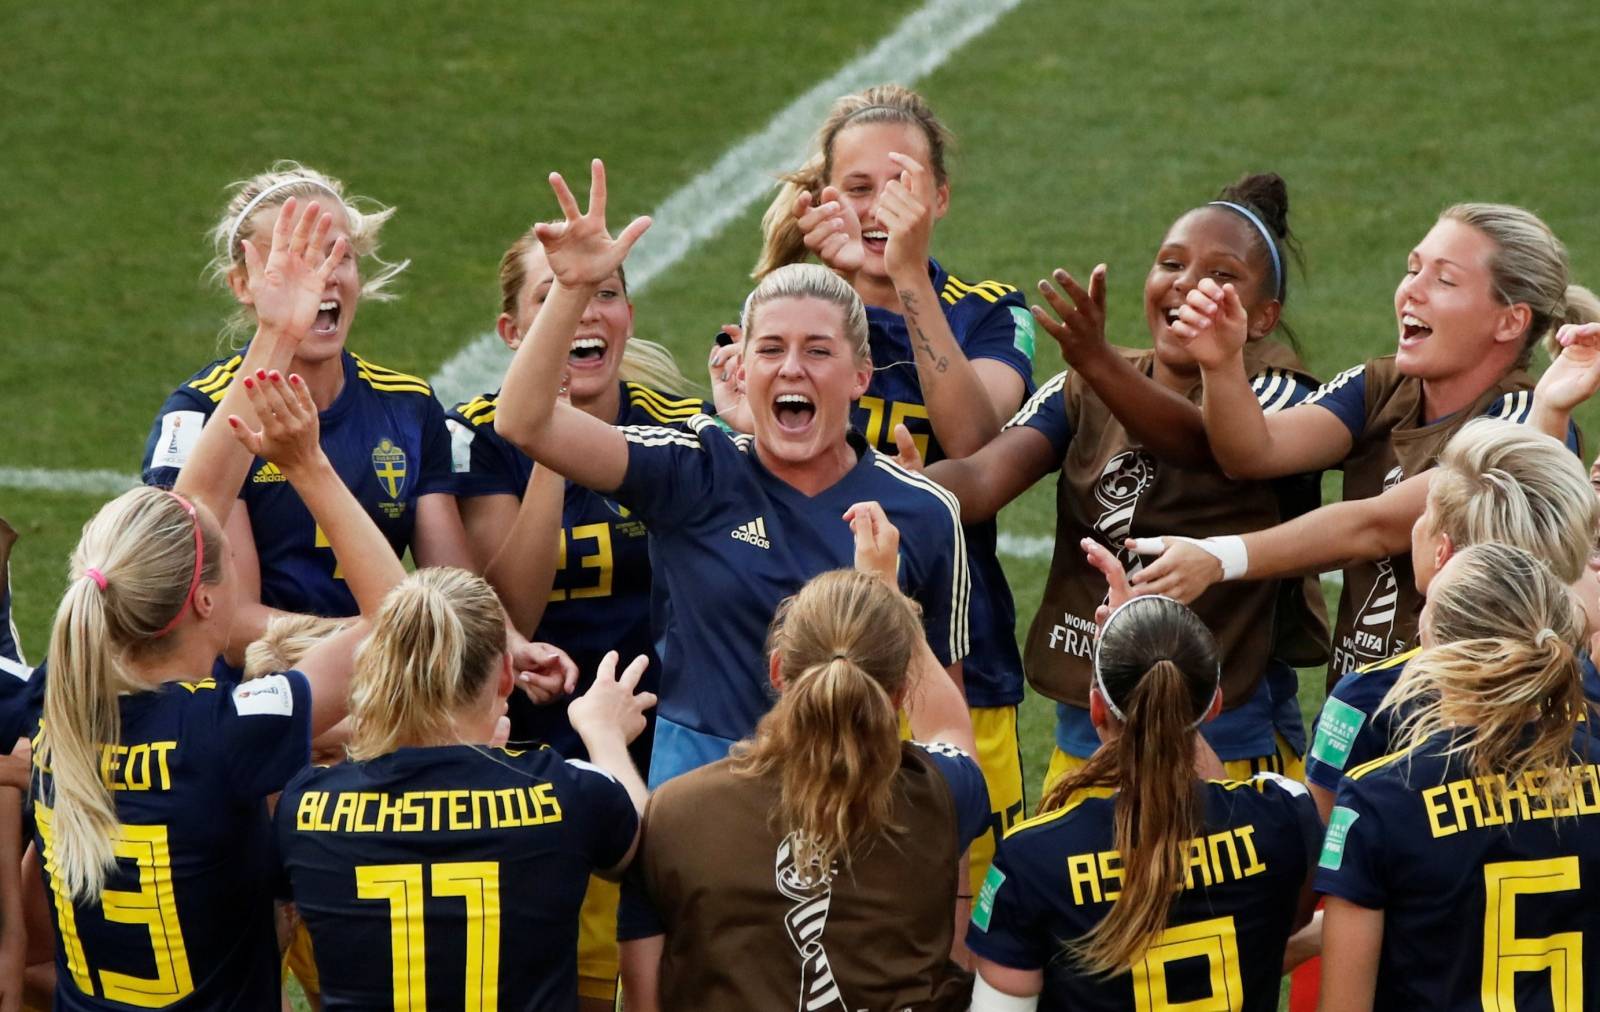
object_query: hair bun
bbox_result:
[1219,173,1290,239]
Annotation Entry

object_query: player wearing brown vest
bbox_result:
[920,175,1325,785]
[618,504,988,1012]
[1171,202,1600,685]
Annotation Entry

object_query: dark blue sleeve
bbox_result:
[0,667,38,752]
[957,291,1037,393]
[1253,370,1318,414]
[141,386,217,488]
[965,835,1048,970]
[1299,364,1369,441]
[914,742,991,849]
[563,757,640,872]
[900,487,970,668]
[1305,672,1387,792]
[1253,771,1322,878]
[446,414,526,499]
[613,418,722,525]
[210,670,312,798]
[415,394,462,497]
[1002,371,1071,462]
[1313,776,1388,907]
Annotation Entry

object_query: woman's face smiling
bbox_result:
[501,243,632,405]
[741,296,871,468]
[826,120,948,284]
[1144,206,1278,371]
[1393,218,1525,381]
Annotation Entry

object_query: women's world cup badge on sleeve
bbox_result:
[371,438,409,518]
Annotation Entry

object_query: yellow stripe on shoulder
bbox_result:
[190,355,245,400]
[1355,646,1421,676]
[1347,748,1412,781]
[942,274,1016,305]
[625,382,702,410]
[353,354,432,395]
[1006,784,1115,837]
[456,395,498,426]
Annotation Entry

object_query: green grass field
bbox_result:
[6,1,1600,1006]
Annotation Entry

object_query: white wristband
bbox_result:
[971,974,1040,1012]
[1127,535,1248,581]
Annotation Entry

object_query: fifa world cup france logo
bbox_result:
[1350,464,1406,667]
[1093,450,1156,574]
[775,833,850,1012]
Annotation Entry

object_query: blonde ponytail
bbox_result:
[243,614,347,681]
[1387,542,1588,807]
[42,488,223,901]
[1039,596,1220,976]
[730,569,922,875]
[620,337,703,399]
[347,568,506,761]
[753,84,953,281]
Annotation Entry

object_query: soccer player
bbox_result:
[1317,542,1600,1010]
[620,502,986,1011]
[449,231,707,1008]
[274,569,652,1012]
[966,593,1319,1011]
[493,160,969,788]
[741,83,1035,877]
[1174,203,1599,683]
[28,199,401,1009]
[919,177,1322,787]
[139,162,471,661]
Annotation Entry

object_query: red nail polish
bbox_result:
[243,377,254,389]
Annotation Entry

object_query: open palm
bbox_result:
[242,196,348,342]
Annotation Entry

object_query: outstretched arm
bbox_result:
[1529,322,1600,443]
[917,425,1059,525]
[495,160,649,493]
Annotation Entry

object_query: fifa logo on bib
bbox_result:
[731,516,771,549]
[1093,450,1156,572]
[370,439,408,500]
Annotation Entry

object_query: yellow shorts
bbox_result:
[1041,732,1306,798]
[578,875,620,1002]
[966,705,1025,899]
[283,916,319,996]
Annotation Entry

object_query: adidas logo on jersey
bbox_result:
[252,462,287,484]
[731,517,771,549]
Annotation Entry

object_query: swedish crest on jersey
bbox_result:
[371,438,408,515]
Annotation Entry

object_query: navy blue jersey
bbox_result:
[969,773,1319,1011]
[855,259,1034,708]
[613,417,968,749]
[0,657,43,761]
[1317,728,1600,1010]
[1307,651,1600,792]
[1304,364,1581,451]
[141,350,459,617]
[276,743,637,1012]
[1014,362,1316,761]
[32,672,311,1010]
[447,382,705,761]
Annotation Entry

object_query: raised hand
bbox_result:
[1536,322,1600,414]
[227,370,323,474]
[1172,278,1249,369]
[1125,536,1223,604]
[534,159,652,289]
[568,650,656,746]
[877,152,937,281]
[794,186,865,274]
[1082,537,1137,628]
[242,196,349,342]
[844,500,900,587]
[1033,265,1110,366]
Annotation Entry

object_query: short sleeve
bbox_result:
[613,418,722,525]
[211,671,312,799]
[0,663,40,750]
[1313,777,1388,908]
[1305,674,1382,792]
[141,387,216,488]
[960,294,1037,392]
[414,395,463,497]
[1299,364,1369,440]
[446,414,525,499]
[617,794,669,942]
[902,489,970,667]
[1252,369,1317,414]
[913,741,991,848]
[564,757,640,872]
[1253,771,1321,875]
[1002,371,1071,462]
[965,839,1048,970]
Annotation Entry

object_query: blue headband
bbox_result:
[1209,201,1284,302]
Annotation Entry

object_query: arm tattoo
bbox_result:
[899,288,950,374]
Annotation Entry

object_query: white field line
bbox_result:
[6,0,1024,500]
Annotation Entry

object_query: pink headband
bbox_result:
[152,492,205,639]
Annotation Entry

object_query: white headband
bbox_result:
[1092,594,1221,729]
[226,178,345,260]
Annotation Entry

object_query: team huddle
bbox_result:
[3,82,1600,1012]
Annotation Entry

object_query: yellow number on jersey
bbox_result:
[1482,857,1582,1010]
[547,523,614,602]
[36,807,195,1007]
[1130,915,1244,1011]
[857,395,931,460]
[356,860,503,1011]
[314,524,346,580]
